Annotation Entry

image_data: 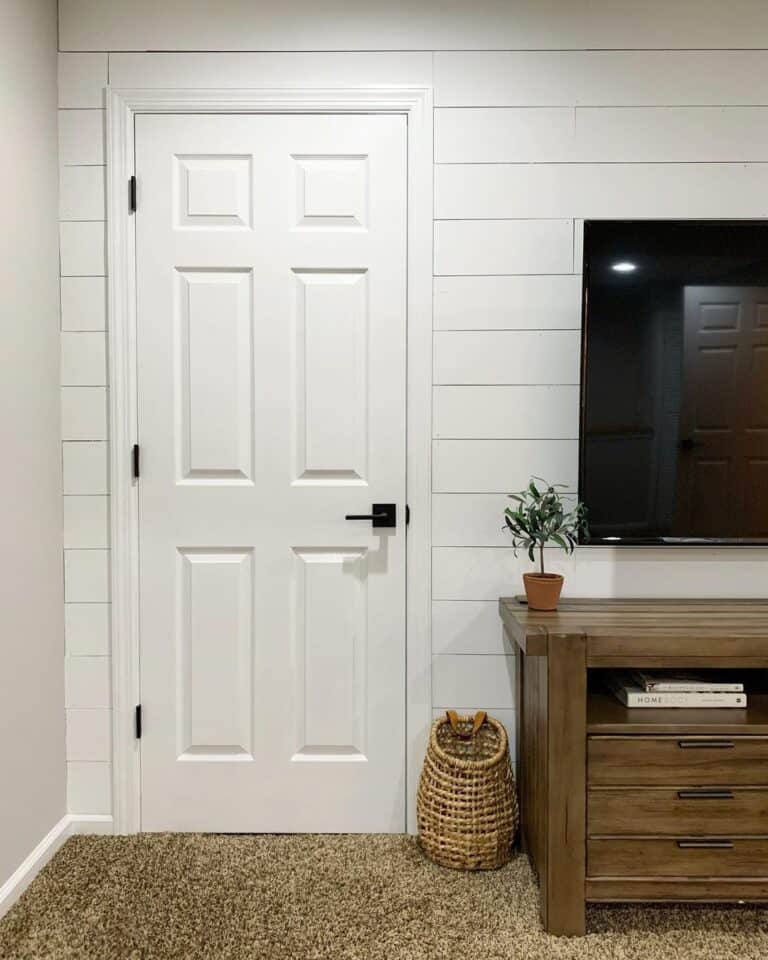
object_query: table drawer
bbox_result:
[589,787,768,836]
[586,877,768,902]
[589,736,768,786]
[588,837,768,879]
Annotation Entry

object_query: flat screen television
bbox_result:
[580,220,768,545]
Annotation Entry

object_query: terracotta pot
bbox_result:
[522,572,564,611]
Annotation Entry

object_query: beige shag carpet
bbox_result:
[1,834,767,959]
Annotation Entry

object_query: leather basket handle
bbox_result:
[446,710,487,739]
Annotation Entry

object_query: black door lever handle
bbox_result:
[344,503,396,528]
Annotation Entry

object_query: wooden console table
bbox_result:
[499,597,768,936]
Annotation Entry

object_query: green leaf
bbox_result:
[550,532,568,551]
[501,476,587,555]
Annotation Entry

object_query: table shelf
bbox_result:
[587,692,768,736]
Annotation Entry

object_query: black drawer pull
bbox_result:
[678,740,735,749]
[677,789,734,800]
[677,840,734,850]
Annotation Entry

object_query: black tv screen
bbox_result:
[580,220,768,544]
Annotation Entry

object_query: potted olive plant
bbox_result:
[503,478,588,611]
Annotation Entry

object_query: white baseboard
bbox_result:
[0,814,115,920]
[0,816,71,920]
[69,814,114,836]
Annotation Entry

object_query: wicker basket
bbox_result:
[417,710,518,870]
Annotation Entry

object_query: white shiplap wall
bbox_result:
[59,53,111,816]
[57,38,768,816]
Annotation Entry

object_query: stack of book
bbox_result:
[604,670,747,708]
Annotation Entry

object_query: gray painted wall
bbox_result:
[0,0,65,886]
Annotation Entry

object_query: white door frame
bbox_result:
[106,86,433,835]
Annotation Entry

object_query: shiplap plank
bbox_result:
[433,654,515,708]
[434,331,580,385]
[59,166,106,221]
[58,53,108,108]
[432,546,768,601]
[436,107,574,163]
[434,385,579,439]
[61,333,107,386]
[67,762,111,815]
[59,110,106,165]
[433,439,578,493]
[65,656,111,708]
[434,275,581,331]
[436,107,768,164]
[60,222,106,276]
[64,550,110,603]
[63,442,109,495]
[437,162,768,220]
[66,709,111,762]
[61,277,108,331]
[443,163,768,221]
[61,387,108,441]
[432,601,512,656]
[59,2,768,53]
[108,52,432,88]
[433,492,579,547]
[575,107,768,163]
[435,51,768,108]
[65,603,110,656]
[435,220,573,276]
[63,497,110,549]
[432,547,554,601]
[433,494,509,547]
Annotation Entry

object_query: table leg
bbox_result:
[544,632,587,936]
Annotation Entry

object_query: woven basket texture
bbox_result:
[417,712,519,870]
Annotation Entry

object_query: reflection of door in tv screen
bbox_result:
[674,285,768,538]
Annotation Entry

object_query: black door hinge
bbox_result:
[132,444,140,480]
[129,175,137,213]
[406,504,411,526]
[135,705,142,739]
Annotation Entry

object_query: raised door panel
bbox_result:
[746,345,768,430]
[745,458,768,535]
[689,459,732,535]
[294,155,368,230]
[177,549,254,760]
[175,155,253,229]
[176,269,254,483]
[293,270,369,484]
[292,548,368,759]
[691,346,739,433]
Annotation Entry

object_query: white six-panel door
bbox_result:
[135,114,407,831]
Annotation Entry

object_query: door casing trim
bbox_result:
[106,86,433,834]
